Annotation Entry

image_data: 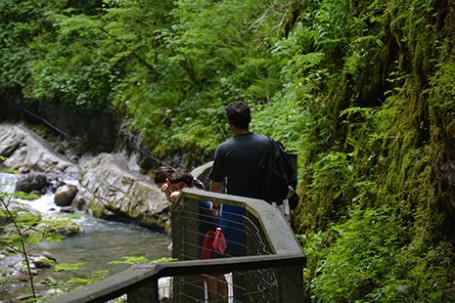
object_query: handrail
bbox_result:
[180,188,303,255]
[46,254,306,303]
[47,186,306,303]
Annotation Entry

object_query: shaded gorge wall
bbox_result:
[0,90,116,154]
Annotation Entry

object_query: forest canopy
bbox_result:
[1,0,454,301]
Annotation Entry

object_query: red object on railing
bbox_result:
[201,228,226,259]
[213,228,226,254]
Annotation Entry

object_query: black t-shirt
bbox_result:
[209,132,269,196]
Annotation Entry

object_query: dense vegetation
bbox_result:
[1,0,454,301]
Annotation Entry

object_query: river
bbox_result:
[0,173,170,302]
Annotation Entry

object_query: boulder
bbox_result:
[54,184,78,207]
[76,153,170,230]
[38,216,83,237]
[30,255,55,269]
[15,174,49,194]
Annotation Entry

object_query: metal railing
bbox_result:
[47,189,306,303]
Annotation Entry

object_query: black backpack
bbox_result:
[256,137,299,209]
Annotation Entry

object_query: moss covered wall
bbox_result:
[288,0,455,301]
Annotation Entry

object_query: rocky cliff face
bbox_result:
[0,123,79,177]
[1,93,117,154]
[0,123,169,230]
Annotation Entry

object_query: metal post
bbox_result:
[173,195,205,302]
[277,265,304,303]
[127,280,159,303]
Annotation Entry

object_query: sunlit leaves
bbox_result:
[108,256,175,265]
[54,262,86,272]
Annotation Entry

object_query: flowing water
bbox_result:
[0,173,170,301]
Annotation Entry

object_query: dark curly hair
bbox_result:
[225,101,251,129]
[153,166,175,184]
[168,167,195,187]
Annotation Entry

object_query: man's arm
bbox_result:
[209,144,225,213]
[209,180,224,215]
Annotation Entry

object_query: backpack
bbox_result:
[256,137,299,209]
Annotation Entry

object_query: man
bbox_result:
[209,101,270,301]
[209,101,270,256]
[209,101,269,199]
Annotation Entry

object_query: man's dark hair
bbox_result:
[225,101,251,129]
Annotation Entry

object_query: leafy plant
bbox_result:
[0,191,83,300]
[108,256,175,265]
[0,195,38,300]
[65,269,110,289]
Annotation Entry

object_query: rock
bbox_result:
[0,141,22,158]
[5,247,16,254]
[30,255,55,269]
[19,262,37,277]
[42,288,63,298]
[54,184,78,207]
[0,215,11,231]
[11,294,36,303]
[14,174,48,194]
[78,153,169,229]
[42,251,57,262]
[59,206,76,213]
[1,123,170,231]
[38,217,82,237]
[42,276,58,286]
[18,166,30,174]
[6,200,42,216]
[0,123,79,177]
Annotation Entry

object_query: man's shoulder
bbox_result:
[216,133,269,152]
[246,133,271,146]
[252,133,270,142]
[215,139,230,151]
[236,132,269,142]
[217,136,236,149]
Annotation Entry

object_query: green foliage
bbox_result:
[304,206,455,302]
[0,195,40,300]
[428,59,455,136]
[282,0,454,301]
[1,0,455,301]
[66,269,110,288]
[308,206,405,302]
[0,191,85,300]
[24,12,118,112]
[0,0,56,89]
[250,91,309,153]
[53,262,85,272]
[108,256,175,265]
[295,151,359,232]
[51,264,110,295]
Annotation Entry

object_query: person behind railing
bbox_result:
[154,165,176,203]
[209,101,271,300]
[154,166,229,302]
[209,101,270,254]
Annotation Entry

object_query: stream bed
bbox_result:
[0,174,170,302]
